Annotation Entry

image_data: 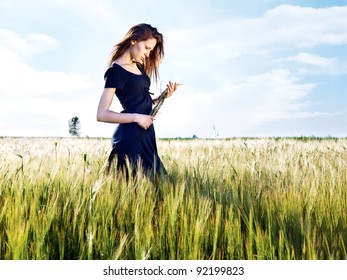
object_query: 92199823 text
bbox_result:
[196,266,244,276]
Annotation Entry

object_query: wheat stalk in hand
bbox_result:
[150,84,182,115]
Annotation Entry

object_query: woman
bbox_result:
[97,23,177,178]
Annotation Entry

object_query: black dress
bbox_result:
[104,63,166,177]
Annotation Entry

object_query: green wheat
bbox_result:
[0,137,346,260]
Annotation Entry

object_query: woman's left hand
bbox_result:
[166,81,177,97]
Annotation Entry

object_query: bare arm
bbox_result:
[96,88,155,130]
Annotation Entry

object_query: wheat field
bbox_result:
[0,137,346,260]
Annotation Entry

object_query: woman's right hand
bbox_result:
[134,114,155,130]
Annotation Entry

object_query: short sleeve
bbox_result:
[104,66,126,89]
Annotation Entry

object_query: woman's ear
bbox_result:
[131,40,136,46]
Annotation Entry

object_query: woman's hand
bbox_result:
[134,114,155,130]
[166,81,177,97]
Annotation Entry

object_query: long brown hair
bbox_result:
[108,23,164,82]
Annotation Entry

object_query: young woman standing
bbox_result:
[97,23,177,177]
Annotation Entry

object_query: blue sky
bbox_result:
[1,0,346,138]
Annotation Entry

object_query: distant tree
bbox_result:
[68,116,81,137]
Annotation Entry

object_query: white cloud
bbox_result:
[213,68,322,123]
[0,28,95,96]
[166,4,347,65]
[155,4,347,137]
[0,48,94,97]
[262,5,347,47]
[0,28,59,57]
[0,28,96,137]
[283,52,336,66]
[155,68,333,138]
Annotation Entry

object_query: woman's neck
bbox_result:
[114,51,134,66]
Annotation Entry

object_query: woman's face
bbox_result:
[130,37,157,64]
